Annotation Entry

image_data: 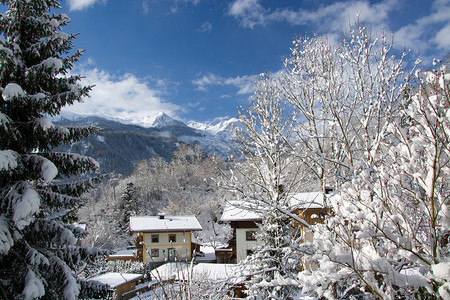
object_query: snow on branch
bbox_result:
[2,83,25,101]
[24,154,58,183]
[22,268,45,299]
[45,152,100,176]
[0,150,19,172]
[6,181,41,231]
[48,255,80,300]
[47,175,104,198]
[37,188,80,210]
[0,215,14,255]
[30,219,77,247]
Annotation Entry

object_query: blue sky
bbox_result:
[50,0,450,125]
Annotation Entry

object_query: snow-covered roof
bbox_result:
[129,215,202,232]
[109,248,137,258]
[149,262,249,284]
[289,192,325,210]
[220,202,262,222]
[221,192,326,222]
[88,273,143,288]
[192,263,249,284]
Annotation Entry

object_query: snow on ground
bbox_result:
[191,263,248,284]
[149,262,191,281]
[195,246,216,262]
[132,262,249,300]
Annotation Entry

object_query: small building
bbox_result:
[88,272,143,300]
[220,203,263,263]
[130,214,202,263]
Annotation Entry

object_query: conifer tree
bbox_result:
[119,182,137,234]
[0,1,107,298]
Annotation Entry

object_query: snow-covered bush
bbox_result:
[295,40,450,299]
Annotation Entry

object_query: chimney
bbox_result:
[158,213,165,219]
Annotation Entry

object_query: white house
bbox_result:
[220,203,263,263]
[129,214,202,263]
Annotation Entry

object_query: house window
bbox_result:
[151,249,159,257]
[246,249,254,256]
[151,234,159,243]
[169,234,176,243]
[246,231,256,241]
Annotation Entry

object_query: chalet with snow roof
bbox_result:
[130,214,202,264]
[220,192,328,263]
[220,203,263,263]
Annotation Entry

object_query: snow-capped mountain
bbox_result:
[54,113,239,175]
[148,112,185,128]
[188,117,239,135]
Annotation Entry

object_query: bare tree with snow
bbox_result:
[223,73,308,298]
[290,26,449,299]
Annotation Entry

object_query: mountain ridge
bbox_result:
[54,113,239,175]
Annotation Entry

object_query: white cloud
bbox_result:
[394,0,450,56]
[142,1,150,15]
[228,0,398,30]
[192,73,258,95]
[434,23,450,50]
[169,0,201,14]
[68,0,106,11]
[228,0,450,58]
[62,68,182,126]
[228,0,267,28]
[198,22,213,33]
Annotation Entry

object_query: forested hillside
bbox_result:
[77,143,232,250]
[54,114,239,175]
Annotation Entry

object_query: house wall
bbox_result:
[294,208,327,242]
[141,231,192,263]
[235,228,262,263]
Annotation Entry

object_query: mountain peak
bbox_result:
[188,117,239,134]
[149,112,184,128]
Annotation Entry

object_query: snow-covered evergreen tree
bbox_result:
[244,211,301,299]
[0,1,107,298]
